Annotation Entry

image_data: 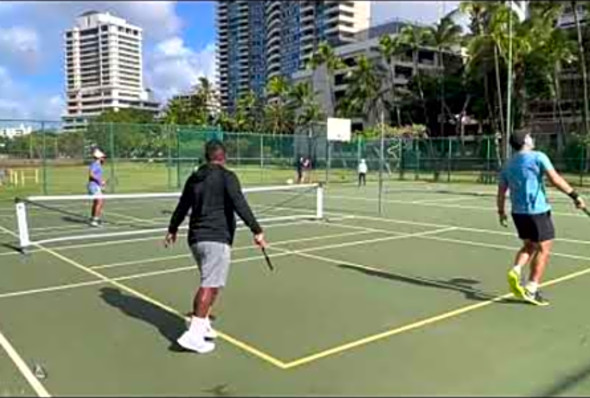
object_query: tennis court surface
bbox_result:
[2,180,590,396]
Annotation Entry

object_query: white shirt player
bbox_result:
[358,159,368,174]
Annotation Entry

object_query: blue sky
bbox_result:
[0,1,459,120]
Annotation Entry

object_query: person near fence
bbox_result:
[497,130,585,306]
[164,139,268,354]
[296,156,304,184]
[358,159,368,187]
[302,156,312,183]
[88,148,107,227]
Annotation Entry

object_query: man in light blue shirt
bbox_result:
[88,148,106,227]
[497,130,585,306]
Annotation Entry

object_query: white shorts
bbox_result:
[88,183,102,196]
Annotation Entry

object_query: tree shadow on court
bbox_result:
[337,264,522,304]
[535,361,590,396]
[99,287,188,353]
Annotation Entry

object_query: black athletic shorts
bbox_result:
[511,211,555,242]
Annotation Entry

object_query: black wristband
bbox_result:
[568,190,579,201]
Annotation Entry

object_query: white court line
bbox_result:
[328,220,590,263]
[330,212,590,246]
[80,227,457,282]
[0,225,452,301]
[325,193,587,219]
[411,196,480,204]
[0,329,51,397]
[0,217,351,259]
[92,228,379,270]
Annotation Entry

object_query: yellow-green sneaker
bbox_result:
[507,269,526,298]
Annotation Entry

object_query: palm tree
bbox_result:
[344,55,386,127]
[379,34,404,126]
[307,42,345,117]
[572,0,590,168]
[527,2,576,153]
[397,25,432,131]
[265,76,294,134]
[235,90,259,133]
[426,15,463,136]
[289,81,324,126]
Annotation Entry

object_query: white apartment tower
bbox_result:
[63,11,159,130]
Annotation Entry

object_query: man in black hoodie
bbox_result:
[164,139,267,354]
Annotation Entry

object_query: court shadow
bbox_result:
[535,361,590,396]
[99,287,187,352]
[0,242,23,253]
[337,264,522,304]
[61,215,91,225]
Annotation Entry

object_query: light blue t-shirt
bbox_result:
[88,160,103,188]
[499,151,554,215]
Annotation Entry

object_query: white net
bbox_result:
[15,184,323,249]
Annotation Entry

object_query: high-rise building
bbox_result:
[63,11,159,131]
[216,1,370,112]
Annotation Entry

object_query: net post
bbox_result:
[41,121,48,195]
[316,183,324,220]
[15,199,31,251]
[109,122,116,193]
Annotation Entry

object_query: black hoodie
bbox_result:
[167,163,262,245]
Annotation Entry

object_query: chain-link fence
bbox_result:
[1,119,589,199]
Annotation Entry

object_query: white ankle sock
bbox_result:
[512,264,523,274]
[525,281,538,294]
[189,316,207,335]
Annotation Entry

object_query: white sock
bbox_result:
[188,316,207,335]
[525,281,538,294]
[511,264,523,275]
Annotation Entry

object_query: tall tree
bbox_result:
[342,55,386,127]
[398,25,432,131]
[265,76,294,134]
[379,34,404,126]
[425,15,463,136]
[307,42,345,117]
[572,0,590,159]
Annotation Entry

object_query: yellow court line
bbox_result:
[0,224,288,370]
[282,259,590,369]
[0,326,51,397]
[278,222,590,369]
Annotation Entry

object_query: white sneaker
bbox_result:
[177,330,215,354]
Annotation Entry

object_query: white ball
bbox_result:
[286,178,294,185]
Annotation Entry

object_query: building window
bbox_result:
[80,28,98,36]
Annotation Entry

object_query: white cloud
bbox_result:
[4,2,182,41]
[0,26,39,72]
[145,37,216,102]
[371,1,461,26]
[0,65,65,120]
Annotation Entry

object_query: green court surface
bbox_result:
[2,180,590,396]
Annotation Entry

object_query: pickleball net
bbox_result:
[15,183,324,250]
